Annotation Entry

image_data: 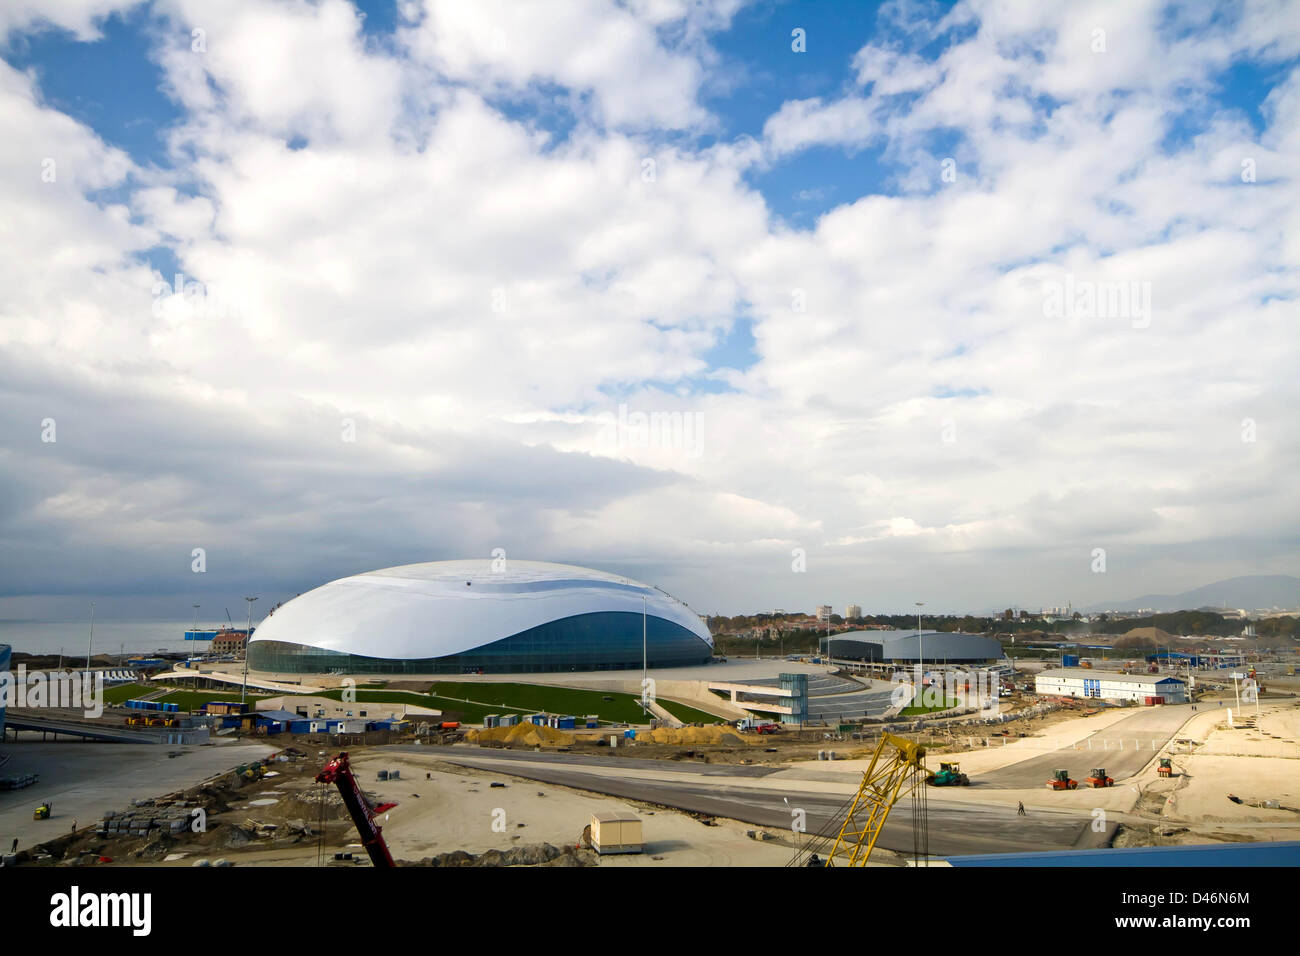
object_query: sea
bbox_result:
[0,620,206,659]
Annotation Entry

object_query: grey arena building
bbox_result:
[820,629,1003,665]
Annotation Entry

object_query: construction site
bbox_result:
[4,652,1298,868]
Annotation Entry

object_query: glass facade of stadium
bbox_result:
[247,611,713,675]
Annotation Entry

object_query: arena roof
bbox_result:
[247,559,711,663]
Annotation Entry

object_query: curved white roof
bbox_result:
[248,559,712,660]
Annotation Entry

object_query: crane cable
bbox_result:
[910,766,929,865]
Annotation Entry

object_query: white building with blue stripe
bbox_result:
[1035,667,1188,703]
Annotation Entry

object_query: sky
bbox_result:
[1,0,1298,623]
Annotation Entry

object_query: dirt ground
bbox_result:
[16,686,1298,865]
[1121,701,1300,841]
[18,744,796,867]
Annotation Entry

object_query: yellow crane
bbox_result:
[790,732,930,867]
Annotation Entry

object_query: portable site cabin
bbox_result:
[590,812,643,855]
[328,718,369,734]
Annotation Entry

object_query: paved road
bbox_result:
[6,711,186,744]
[385,745,1105,860]
[0,741,276,853]
[981,703,1199,789]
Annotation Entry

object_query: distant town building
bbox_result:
[846,604,863,621]
[816,605,833,623]
[211,630,248,656]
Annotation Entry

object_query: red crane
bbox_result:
[315,752,398,867]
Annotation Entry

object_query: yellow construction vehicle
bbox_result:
[789,732,929,867]
[34,803,51,820]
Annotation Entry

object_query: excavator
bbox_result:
[788,732,930,867]
[316,752,398,867]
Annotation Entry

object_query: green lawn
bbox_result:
[658,700,727,724]
[103,683,154,705]
[430,681,725,724]
[312,688,516,723]
[157,689,268,710]
[308,683,725,725]
[104,684,267,711]
[106,679,723,725]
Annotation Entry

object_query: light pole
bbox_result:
[915,602,925,696]
[191,604,200,640]
[241,596,257,703]
[642,595,648,716]
[84,602,95,674]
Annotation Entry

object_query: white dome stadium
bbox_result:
[247,559,713,674]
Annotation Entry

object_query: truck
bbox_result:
[736,717,780,734]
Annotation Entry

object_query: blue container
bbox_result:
[1062,654,1080,667]
[557,716,576,729]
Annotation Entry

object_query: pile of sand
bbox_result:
[635,725,748,747]
[467,723,576,747]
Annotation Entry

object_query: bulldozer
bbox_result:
[1086,767,1114,788]
[926,761,970,786]
[1046,769,1078,790]
[1157,757,1174,778]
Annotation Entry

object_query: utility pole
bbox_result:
[916,602,925,693]
[242,596,257,703]
[84,602,95,674]
[642,595,648,715]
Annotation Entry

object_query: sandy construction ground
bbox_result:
[789,707,1141,778]
[0,740,278,855]
[1132,699,1300,839]
[130,748,798,867]
[347,751,795,866]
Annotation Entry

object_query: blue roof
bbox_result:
[254,710,301,722]
[948,841,1300,867]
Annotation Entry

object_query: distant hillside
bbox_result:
[1085,575,1300,613]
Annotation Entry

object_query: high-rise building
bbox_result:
[817,605,833,622]
[846,604,862,620]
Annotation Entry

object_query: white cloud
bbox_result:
[1,0,1297,615]
[0,0,145,42]
[401,0,736,130]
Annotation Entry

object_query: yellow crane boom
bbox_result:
[824,732,928,867]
